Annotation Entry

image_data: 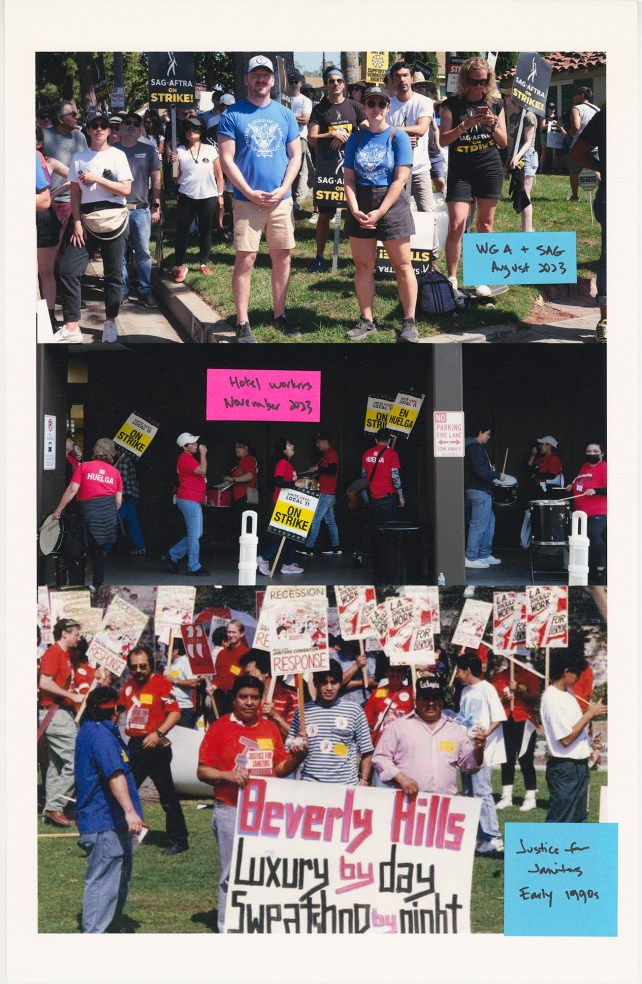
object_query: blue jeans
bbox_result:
[261,535,295,567]
[461,765,500,840]
[170,498,203,572]
[212,801,237,933]
[79,828,133,933]
[118,496,145,549]
[122,207,152,298]
[305,493,339,548]
[465,489,495,561]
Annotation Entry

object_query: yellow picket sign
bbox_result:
[387,393,424,436]
[363,395,393,434]
[267,488,319,543]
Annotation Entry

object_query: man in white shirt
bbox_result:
[455,653,506,853]
[288,69,313,212]
[540,653,607,823]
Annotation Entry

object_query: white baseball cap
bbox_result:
[247,55,274,74]
[177,432,199,447]
[537,435,558,447]
[220,93,236,106]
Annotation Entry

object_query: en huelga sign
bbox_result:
[225,778,481,933]
[148,52,196,106]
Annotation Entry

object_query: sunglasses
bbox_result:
[328,78,343,84]
[88,121,109,129]
[366,100,388,109]
[64,110,79,117]
[469,77,489,87]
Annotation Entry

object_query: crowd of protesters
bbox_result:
[37,611,605,932]
[36,57,606,344]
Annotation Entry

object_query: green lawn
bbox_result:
[159,175,600,342]
[38,769,607,934]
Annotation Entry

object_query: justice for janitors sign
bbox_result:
[226,778,481,933]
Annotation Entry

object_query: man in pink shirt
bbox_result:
[372,675,485,795]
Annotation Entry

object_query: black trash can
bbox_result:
[372,522,422,583]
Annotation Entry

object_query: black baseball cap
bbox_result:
[416,675,444,700]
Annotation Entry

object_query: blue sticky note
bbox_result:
[462,232,577,285]
[504,823,618,936]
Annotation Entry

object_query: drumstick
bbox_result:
[502,448,508,474]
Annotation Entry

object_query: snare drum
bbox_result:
[529,499,571,545]
[492,474,518,507]
[301,478,320,492]
[39,513,64,555]
[206,489,232,508]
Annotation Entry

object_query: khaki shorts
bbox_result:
[233,197,295,252]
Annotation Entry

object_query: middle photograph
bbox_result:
[37,344,606,589]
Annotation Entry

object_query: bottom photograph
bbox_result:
[37,583,608,935]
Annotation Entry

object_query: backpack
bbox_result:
[419,269,467,317]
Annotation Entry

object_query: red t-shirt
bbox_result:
[362,445,400,499]
[66,453,79,473]
[572,460,607,517]
[71,661,97,697]
[570,665,594,710]
[364,685,414,744]
[531,452,563,486]
[198,714,288,806]
[272,458,296,504]
[231,455,257,503]
[74,460,123,501]
[316,447,339,495]
[176,451,206,503]
[119,673,180,736]
[269,679,299,726]
[491,667,540,724]
[213,642,250,693]
[39,643,74,708]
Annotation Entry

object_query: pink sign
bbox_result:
[206,369,321,422]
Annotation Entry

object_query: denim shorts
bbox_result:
[523,148,539,177]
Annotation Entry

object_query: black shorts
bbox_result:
[345,185,415,241]
[36,207,62,248]
[446,151,504,203]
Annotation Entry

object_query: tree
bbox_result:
[341,51,361,83]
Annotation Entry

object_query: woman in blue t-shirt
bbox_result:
[343,87,417,342]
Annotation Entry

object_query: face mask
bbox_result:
[586,454,601,464]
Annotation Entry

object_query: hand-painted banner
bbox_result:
[155,586,196,646]
[384,595,435,665]
[181,623,215,674]
[226,778,481,933]
[267,488,320,544]
[525,586,568,648]
[206,370,321,422]
[452,599,493,650]
[364,395,393,435]
[49,589,104,642]
[86,638,128,678]
[463,232,577,285]
[493,591,521,653]
[114,412,158,457]
[37,587,54,645]
[86,596,148,676]
[253,585,327,652]
[269,598,329,675]
[335,586,377,641]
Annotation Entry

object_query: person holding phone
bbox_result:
[163,432,209,577]
[439,58,507,295]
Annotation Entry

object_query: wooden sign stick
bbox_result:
[165,628,175,676]
[269,538,287,578]
[295,673,306,734]
[509,656,515,712]
[266,676,277,703]
[358,639,368,689]
[74,678,98,725]
[448,646,464,689]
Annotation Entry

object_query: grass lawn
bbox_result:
[160,175,600,342]
[38,769,607,934]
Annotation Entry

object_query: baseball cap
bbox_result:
[363,86,391,104]
[85,107,110,126]
[54,617,81,634]
[109,114,123,125]
[316,430,332,441]
[220,93,236,106]
[415,675,444,700]
[537,435,558,447]
[177,432,199,447]
[288,69,305,82]
[247,55,274,74]
[183,116,205,129]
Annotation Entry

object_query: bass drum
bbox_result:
[492,474,518,507]
[38,513,64,556]
[301,478,320,492]
[529,499,571,545]
[206,488,232,508]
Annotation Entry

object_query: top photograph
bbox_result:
[35,49,606,345]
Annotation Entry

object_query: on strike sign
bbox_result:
[267,487,320,544]
[433,411,464,457]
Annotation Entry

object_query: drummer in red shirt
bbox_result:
[567,441,607,583]
[197,674,308,932]
[527,435,564,496]
[164,431,209,577]
[219,439,258,515]
[118,645,190,855]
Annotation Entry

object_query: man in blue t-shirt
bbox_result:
[218,55,302,342]
[75,686,144,933]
